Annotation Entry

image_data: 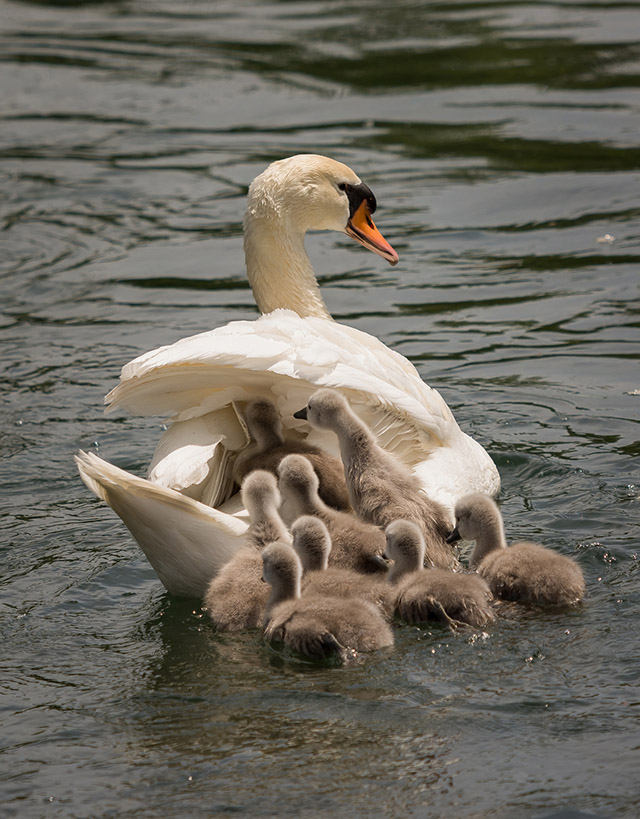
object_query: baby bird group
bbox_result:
[204,390,585,663]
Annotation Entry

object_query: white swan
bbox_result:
[76,154,500,597]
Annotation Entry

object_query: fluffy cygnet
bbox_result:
[242,469,290,549]
[262,541,394,661]
[203,471,289,631]
[233,397,351,511]
[277,454,388,575]
[294,389,457,570]
[448,494,585,607]
[385,519,495,628]
[292,516,394,619]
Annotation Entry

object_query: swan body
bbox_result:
[76,154,500,597]
[385,520,494,628]
[292,517,394,619]
[262,541,394,661]
[75,450,245,597]
[203,548,266,631]
[448,494,585,607]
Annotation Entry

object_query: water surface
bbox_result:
[1,1,639,816]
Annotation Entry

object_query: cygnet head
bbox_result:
[277,454,319,503]
[293,388,351,431]
[242,470,282,519]
[245,397,283,446]
[447,493,503,544]
[246,155,398,265]
[261,540,302,599]
[384,520,426,581]
[292,516,332,572]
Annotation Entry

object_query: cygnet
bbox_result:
[277,453,389,575]
[385,519,495,628]
[233,397,351,511]
[262,541,394,661]
[292,516,394,619]
[242,469,290,549]
[447,493,585,607]
[203,470,289,631]
[294,389,456,569]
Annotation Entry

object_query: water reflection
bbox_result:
[129,597,456,813]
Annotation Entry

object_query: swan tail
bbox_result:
[75,451,248,598]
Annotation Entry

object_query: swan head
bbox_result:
[384,520,426,578]
[241,470,282,518]
[293,388,350,431]
[292,515,332,572]
[448,493,501,544]
[246,154,398,265]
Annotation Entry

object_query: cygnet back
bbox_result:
[233,397,351,511]
[203,471,287,631]
[385,519,494,628]
[292,516,394,619]
[203,548,267,631]
[262,541,394,661]
[291,515,331,572]
[278,454,388,575]
[295,389,457,570]
[449,493,585,607]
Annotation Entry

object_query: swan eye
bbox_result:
[338,182,348,192]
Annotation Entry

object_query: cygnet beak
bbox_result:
[345,200,399,266]
[371,553,391,571]
[293,407,308,420]
[446,526,461,544]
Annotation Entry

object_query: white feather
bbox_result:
[75,451,248,597]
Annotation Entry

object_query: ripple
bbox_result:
[2,1,640,817]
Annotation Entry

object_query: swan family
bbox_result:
[76,153,584,660]
[76,153,500,597]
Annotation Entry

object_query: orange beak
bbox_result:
[345,201,399,266]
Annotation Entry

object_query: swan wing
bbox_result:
[106,309,459,472]
[75,450,247,597]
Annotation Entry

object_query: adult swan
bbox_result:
[76,155,500,597]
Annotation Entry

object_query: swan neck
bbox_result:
[266,567,301,613]
[247,497,286,536]
[388,544,424,584]
[469,515,507,567]
[387,562,407,585]
[336,415,374,467]
[255,427,283,451]
[269,508,289,540]
[284,490,323,520]
[244,214,331,319]
[303,549,329,573]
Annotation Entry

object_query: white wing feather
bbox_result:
[75,450,247,597]
[105,310,471,503]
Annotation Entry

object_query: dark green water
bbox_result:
[1,1,639,816]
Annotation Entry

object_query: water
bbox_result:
[1,0,639,816]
